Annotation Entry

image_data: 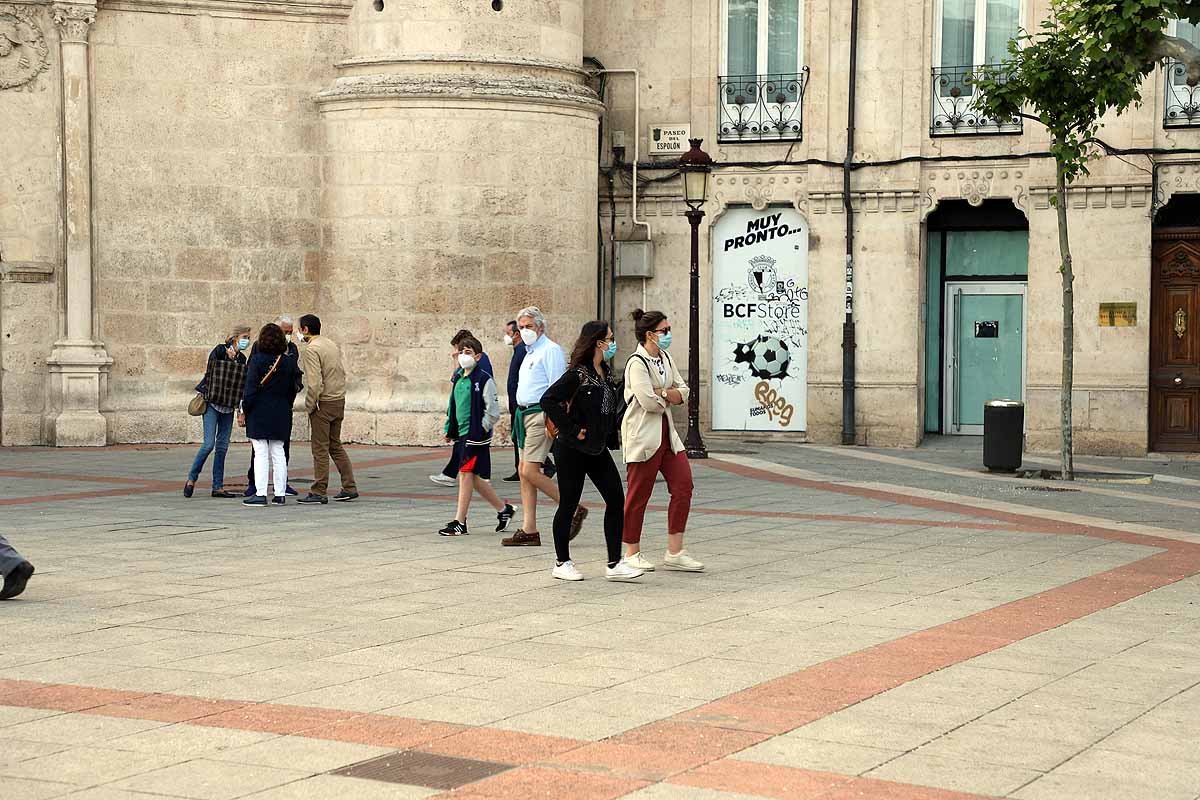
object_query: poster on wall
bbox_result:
[712,206,808,432]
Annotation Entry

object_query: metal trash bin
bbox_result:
[983,399,1024,472]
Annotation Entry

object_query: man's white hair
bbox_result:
[516,306,546,329]
[275,314,293,327]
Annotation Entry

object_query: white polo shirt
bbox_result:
[516,333,566,407]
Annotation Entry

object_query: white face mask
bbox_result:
[503,334,514,347]
[519,328,538,346]
[458,353,476,370]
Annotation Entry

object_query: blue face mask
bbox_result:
[237,338,250,351]
[656,331,673,350]
[603,341,618,361]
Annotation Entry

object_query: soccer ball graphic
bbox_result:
[734,335,791,380]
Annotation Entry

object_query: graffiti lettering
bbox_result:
[754,381,795,427]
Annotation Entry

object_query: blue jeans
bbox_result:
[187,406,234,489]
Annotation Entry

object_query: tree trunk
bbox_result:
[1056,162,1075,481]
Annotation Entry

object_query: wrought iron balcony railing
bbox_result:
[718,70,810,143]
[1165,60,1200,127]
[930,64,1022,136]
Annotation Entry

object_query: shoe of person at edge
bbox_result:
[623,551,656,572]
[502,472,520,482]
[552,560,583,581]
[297,493,328,505]
[183,480,195,498]
[333,490,359,502]
[495,503,518,533]
[429,474,457,488]
[605,561,644,582]
[568,505,589,541]
[242,495,268,507]
[285,485,299,496]
[211,489,238,498]
[663,550,705,572]
[439,520,468,536]
[0,561,35,600]
[501,529,541,547]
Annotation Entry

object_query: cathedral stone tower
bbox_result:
[316,0,600,443]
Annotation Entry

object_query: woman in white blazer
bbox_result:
[619,309,705,572]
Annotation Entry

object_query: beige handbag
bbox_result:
[188,393,207,417]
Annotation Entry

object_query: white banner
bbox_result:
[711,206,808,432]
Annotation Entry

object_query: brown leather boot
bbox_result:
[501,529,541,547]
[568,506,589,541]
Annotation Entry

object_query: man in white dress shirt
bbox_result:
[501,306,565,547]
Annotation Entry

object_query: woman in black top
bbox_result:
[541,321,643,583]
[241,323,302,507]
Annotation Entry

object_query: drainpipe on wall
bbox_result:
[841,0,861,446]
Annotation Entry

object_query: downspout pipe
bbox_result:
[841,0,860,446]
[586,68,650,241]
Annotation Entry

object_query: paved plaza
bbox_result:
[1,439,1199,799]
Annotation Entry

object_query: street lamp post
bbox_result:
[680,138,714,460]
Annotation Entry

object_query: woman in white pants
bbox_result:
[241,323,302,507]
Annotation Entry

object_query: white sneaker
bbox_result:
[429,474,456,488]
[605,562,644,582]
[663,550,705,572]
[623,552,656,571]
[552,560,584,581]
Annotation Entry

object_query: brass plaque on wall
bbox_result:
[1099,302,1137,327]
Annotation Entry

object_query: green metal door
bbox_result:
[945,283,1025,434]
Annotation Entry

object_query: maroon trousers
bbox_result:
[623,417,693,544]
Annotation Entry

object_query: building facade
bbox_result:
[2,0,1199,455]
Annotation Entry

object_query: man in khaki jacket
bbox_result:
[296,314,358,504]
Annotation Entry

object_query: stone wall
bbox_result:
[0,2,60,444]
[88,8,345,443]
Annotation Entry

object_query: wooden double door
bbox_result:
[1151,232,1200,451]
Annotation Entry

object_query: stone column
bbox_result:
[45,0,111,446]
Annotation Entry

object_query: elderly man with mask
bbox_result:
[501,306,565,547]
[244,315,302,497]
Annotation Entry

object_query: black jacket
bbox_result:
[243,351,302,441]
[508,341,527,408]
[541,364,618,455]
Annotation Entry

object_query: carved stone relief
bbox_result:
[51,2,95,44]
[0,4,49,91]
[712,173,806,217]
[922,167,1028,219]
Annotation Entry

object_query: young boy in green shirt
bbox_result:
[439,336,517,536]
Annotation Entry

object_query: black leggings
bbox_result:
[553,446,624,567]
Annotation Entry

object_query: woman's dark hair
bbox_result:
[631,309,668,343]
[568,320,612,372]
[257,323,288,356]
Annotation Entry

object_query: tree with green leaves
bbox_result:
[973,6,1146,480]
[1062,1,1200,83]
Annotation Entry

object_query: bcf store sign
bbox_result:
[711,207,808,432]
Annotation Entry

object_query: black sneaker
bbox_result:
[297,493,328,504]
[242,496,267,508]
[211,489,238,498]
[496,503,517,533]
[543,461,556,479]
[502,472,520,482]
[243,486,256,497]
[0,561,34,600]
[439,520,468,536]
[285,485,299,496]
[183,481,195,498]
[333,490,359,502]
[271,496,285,506]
